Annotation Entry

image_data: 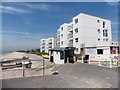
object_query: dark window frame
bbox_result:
[97,49,103,54]
[75,28,78,33]
[75,18,78,24]
[75,38,78,42]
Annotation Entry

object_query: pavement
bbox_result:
[2,62,119,88]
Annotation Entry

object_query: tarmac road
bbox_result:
[2,62,119,88]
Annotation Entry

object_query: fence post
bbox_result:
[43,59,45,76]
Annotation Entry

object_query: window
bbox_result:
[103,21,105,28]
[75,28,78,33]
[97,20,100,23]
[76,48,79,52]
[60,51,64,59]
[98,38,100,41]
[75,18,78,23]
[97,49,103,54]
[61,27,63,30]
[61,41,63,45]
[106,39,108,41]
[98,29,100,33]
[75,38,78,42]
[103,30,108,37]
[61,34,63,37]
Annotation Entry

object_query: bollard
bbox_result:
[88,59,90,64]
[98,59,101,66]
[82,56,83,63]
[110,57,112,68]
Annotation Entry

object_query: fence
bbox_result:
[1,59,54,79]
[80,55,120,68]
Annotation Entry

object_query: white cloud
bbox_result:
[104,0,119,6]
[2,30,29,35]
[2,30,45,39]
[24,3,51,10]
[0,5,31,14]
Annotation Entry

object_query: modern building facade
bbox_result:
[40,37,56,53]
[41,13,119,62]
[56,13,119,61]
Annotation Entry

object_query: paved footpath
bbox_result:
[2,62,119,88]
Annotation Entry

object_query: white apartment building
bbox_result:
[40,37,56,53]
[56,13,119,61]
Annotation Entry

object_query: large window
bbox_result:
[97,49,103,54]
[103,30,108,37]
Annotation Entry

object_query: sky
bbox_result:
[0,2,118,51]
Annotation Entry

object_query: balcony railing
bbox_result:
[68,34,73,39]
[41,43,45,45]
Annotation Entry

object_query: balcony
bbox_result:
[68,34,73,39]
[41,43,45,45]
[68,40,73,47]
[57,37,60,41]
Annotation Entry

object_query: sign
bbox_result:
[114,55,120,59]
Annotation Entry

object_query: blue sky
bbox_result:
[1,2,118,51]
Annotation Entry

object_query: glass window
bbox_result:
[60,51,64,59]
[61,34,63,37]
[76,48,79,52]
[75,28,78,33]
[97,20,100,23]
[61,41,63,45]
[98,29,100,33]
[97,49,103,54]
[75,18,78,23]
[75,38,78,42]
[103,30,108,37]
[61,27,63,30]
[103,21,105,28]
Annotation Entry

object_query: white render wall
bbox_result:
[53,51,64,64]
[57,13,112,54]
[59,23,69,47]
[40,37,56,53]
[72,13,112,54]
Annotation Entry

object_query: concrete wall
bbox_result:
[53,51,64,64]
